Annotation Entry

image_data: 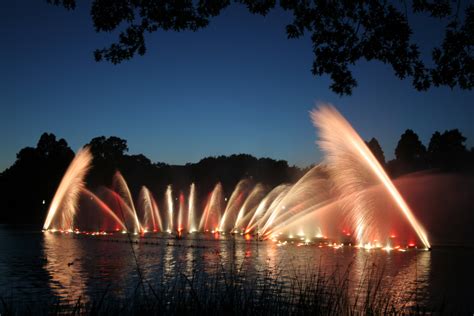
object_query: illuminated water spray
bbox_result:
[138,186,163,232]
[82,188,127,231]
[246,184,289,232]
[187,183,197,232]
[219,179,250,232]
[43,147,92,231]
[166,185,174,233]
[199,183,223,232]
[43,104,431,251]
[112,172,142,233]
[311,105,431,249]
[177,192,185,232]
[234,184,266,231]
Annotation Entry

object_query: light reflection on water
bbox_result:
[0,228,472,313]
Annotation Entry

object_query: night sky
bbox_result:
[1,1,473,171]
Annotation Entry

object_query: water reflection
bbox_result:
[3,230,470,313]
[43,233,88,305]
[41,232,432,310]
[348,249,431,310]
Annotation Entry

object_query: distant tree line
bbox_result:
[0,130,472,224]
[366,128,474,177]
[0,133,302,224]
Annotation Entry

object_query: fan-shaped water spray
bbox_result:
[246,184,290,233]
[112,172,142,233]
[311,105,430,249]
[234,184,266,231]
[218,179,252,232]
[43,147,92,231]
[43,105,431,250]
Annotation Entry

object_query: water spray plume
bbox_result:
[43,104,431,251]
[187,183,197,232]
[138,186,163,232]
[246,184,289,232]
[219,179,250,232]
[199,183,223,231]
[81,189,127,231]
[43,147,92,230]
[166,185,174,232]
[311,105,431,249]
[234,184,266,231]
[178,192,185,232]
[112,172,142,233]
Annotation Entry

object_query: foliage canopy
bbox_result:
[48,0,474,95]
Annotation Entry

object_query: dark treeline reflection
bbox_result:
[1,130,473,224]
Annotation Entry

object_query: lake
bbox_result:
[0,225,473,314]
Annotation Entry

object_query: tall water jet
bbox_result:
[112,172,142,233]
[218,179,251,232]
[260,165,331,237]
[138,186,163,232]
[253,185,291,233]
[234,184,266,231]
[199,183,223,232]
[247,184,290,233]
[187,183,197,232]
[138,186,155,231]
[166,185,174,233]
[177,192,186,232]
[150,190,163,232]
[43,147,92,231]
[81,188,127,231]
[311,105,431,249]
[99,187,141,233]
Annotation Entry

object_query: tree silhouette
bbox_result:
[86,136,129,188]
[388,129,427,176]
[0,133,74,223]
[428,129,469,171]
[47,0,474,95]
[1,130,474,224]
[395,129,426,162]
[88,136,128,161]
[366,137,386,166]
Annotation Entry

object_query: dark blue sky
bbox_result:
[1,1,473,171]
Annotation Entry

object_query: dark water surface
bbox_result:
[0,225,473,313]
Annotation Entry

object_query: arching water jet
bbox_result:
[199,183,223,232]
[43,147,92,231]
[112,172,142,234]
[311,105,431,249]
[218,179,251,232]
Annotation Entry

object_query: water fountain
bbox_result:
[43,104,431,250]
[137,186,163,232]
